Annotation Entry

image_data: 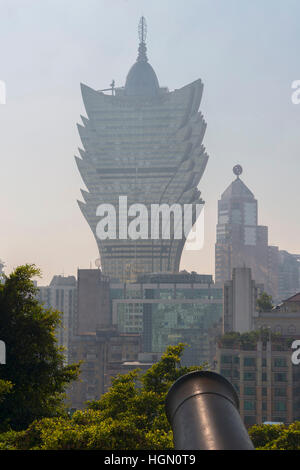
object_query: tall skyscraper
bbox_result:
[76,17,209,281]
[215,166,299,303]
[215,165,270,292]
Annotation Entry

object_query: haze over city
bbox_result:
[0,0,299,284]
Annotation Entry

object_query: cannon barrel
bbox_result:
[165,370,254,450]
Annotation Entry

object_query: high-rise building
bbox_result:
[76,17,209,281]
[68,328,141,408]
[76,269,111,334]
[110,272,223,367]
[278,251,300,301]
[267,245,280,302]
[223,267,263,333]
[293,255,300,290]
[38,275,77,363]
[215,165,278,298]
[215,166,300,304]
[216,334,300,426]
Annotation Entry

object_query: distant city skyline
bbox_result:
[0,0,299,285]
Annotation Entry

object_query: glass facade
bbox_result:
[150,301,222,358]
[112,281,222,366]
[76,34,209,281]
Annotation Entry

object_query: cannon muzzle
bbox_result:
[165,370,254,450]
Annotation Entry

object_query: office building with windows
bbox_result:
[216,334,300,426]
[215,166,272,294]
[110,272,223,367]
[215,166,300,303]
[68,328,141,408]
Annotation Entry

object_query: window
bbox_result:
[274,401,286,412]
[244,416,257,426]
[244,372,255,381]
[274,358,287,368]
[288,325,296,334]
[244,202,257,225]
[262,372,267,382]
[274,325,282,334]
[219,214,229,224]
[221,355,232,364]
[244,357,256,367]
[262,387,267,396]
[244,400,255,411]
[262,358,267,367]
[244,387,255,396]
[272,417,285,423]
[262,402,267,411]
[232,209,241,224]
[275,388,286,397]
[275,373,287,382]
[244,227,257,246]
[220,369,231,378]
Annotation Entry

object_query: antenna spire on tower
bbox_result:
[137,16,148,62]
[138,16,147,43]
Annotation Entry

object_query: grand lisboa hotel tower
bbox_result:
[76,17,209,281]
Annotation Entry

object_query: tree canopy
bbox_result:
[0,343,204,449]
[249,422,300,450]
[257,292,274,312]
[0,264,80,431]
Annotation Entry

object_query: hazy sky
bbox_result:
[0,0,299,285]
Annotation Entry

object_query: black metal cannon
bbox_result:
[165,370,254,450]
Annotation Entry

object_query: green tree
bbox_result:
[248,423,284,448]
[257,292,274,312]
[0,265,80,431]
[248,422,300,450]
[0,380,12,402]
[0,343,205,449]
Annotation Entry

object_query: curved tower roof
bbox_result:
[125,61,159,97]
[125,17,159,97]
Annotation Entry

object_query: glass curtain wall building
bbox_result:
[110,274,223,366]
[76,18,209,281]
